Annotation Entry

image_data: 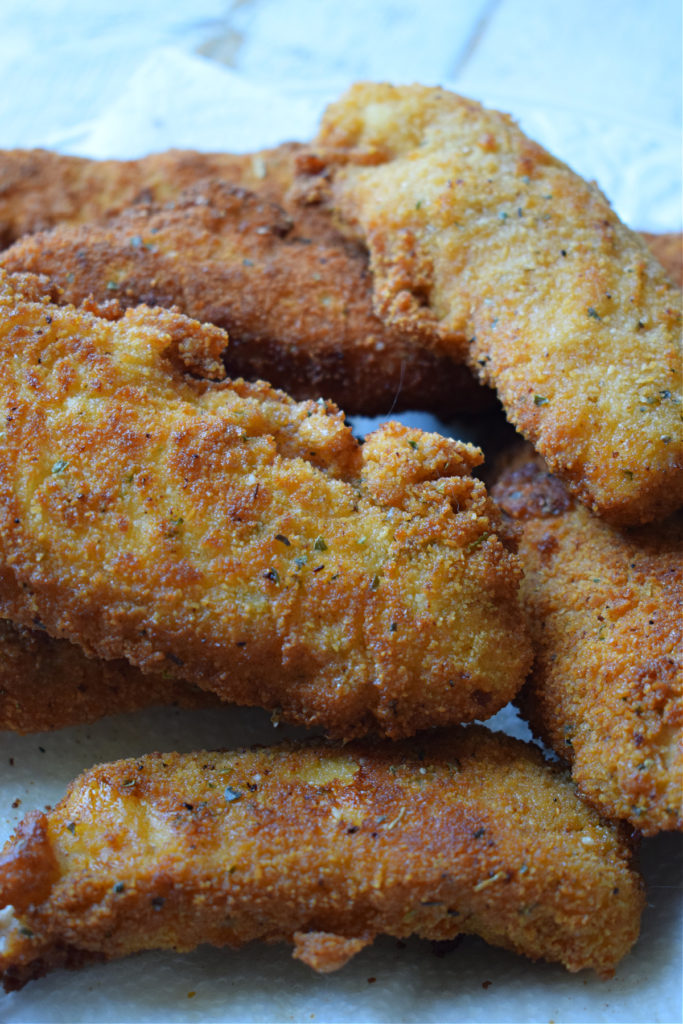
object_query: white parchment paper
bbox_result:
[1,44,681,1024]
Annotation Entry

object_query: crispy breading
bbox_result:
[0,619,216,733]
[0,179,488,417]
[492,461,683,835]
[301,82,683,526]
[642,231,682,288]
[0,146,288,246]
[0,728,645,990]
[0,270,530,738]
[0,145,489,416]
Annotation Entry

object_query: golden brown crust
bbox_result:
[0,729,645,989]
[0,270,530,739]
[492,461,683,834]
[641,231,682,288]
[0,146,287,246]
[0,146,490,417]
[0,618,216,733]
[303,83,683,526]
[0,180,488,417]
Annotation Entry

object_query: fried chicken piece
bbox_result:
[0,144,489,416]
[492,461,682,835]
[301,82,683,526]
[0,619,216,733]
[0,270,530,738]
[0,146,291,247]
[641,231,682,288]
[0,727,645,990]
[0,179,488,417]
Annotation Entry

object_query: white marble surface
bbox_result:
[0,2,681,1022]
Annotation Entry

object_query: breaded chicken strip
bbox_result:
[0,146,287,246]
[0,145,488,416]
[0,179,488,416]
[0,728,645,990]
[301,83,683,526]
[0,619,215,734]
[1,144,677,286]
[492,461,682,835]
[0,271,530,738]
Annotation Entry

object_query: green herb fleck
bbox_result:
[622,469,634,480]
[129,235,143,248]
[408,439,419,450]
[224,786,242,803]
[106,280,119,291]
[52,459,68,474]
[114,882,125,893]
[533,395,548,406]
[264,568,280,584]
[164,516,184,540]
[275,534,290,546]
[371,574,380,590]
[467,532,490,551]
[66,822,76,834]
[587,307,601,320]
[243,258,254,267]
[313,537,328,551]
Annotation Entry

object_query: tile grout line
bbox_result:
[449,0,503,80]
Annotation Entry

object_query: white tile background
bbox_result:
[1,0,680,139]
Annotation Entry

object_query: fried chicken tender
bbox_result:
[0,145,489,416]
[0,270,530,738]
[0,179,488,417]
[0,146,286,247]
[0,619,216,733]
[301,82,683,526]
[0,727,645,990]
[492,461,683,835]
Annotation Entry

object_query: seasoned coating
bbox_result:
[0,619,216,734]
[641,231,682,288]
[0,146,286,247]
[492,461,683,835]
[302,82,683,525]
[0,179,488,417]
[0,270,531,738]
[0,145,489,416]
[0,728,645,990]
